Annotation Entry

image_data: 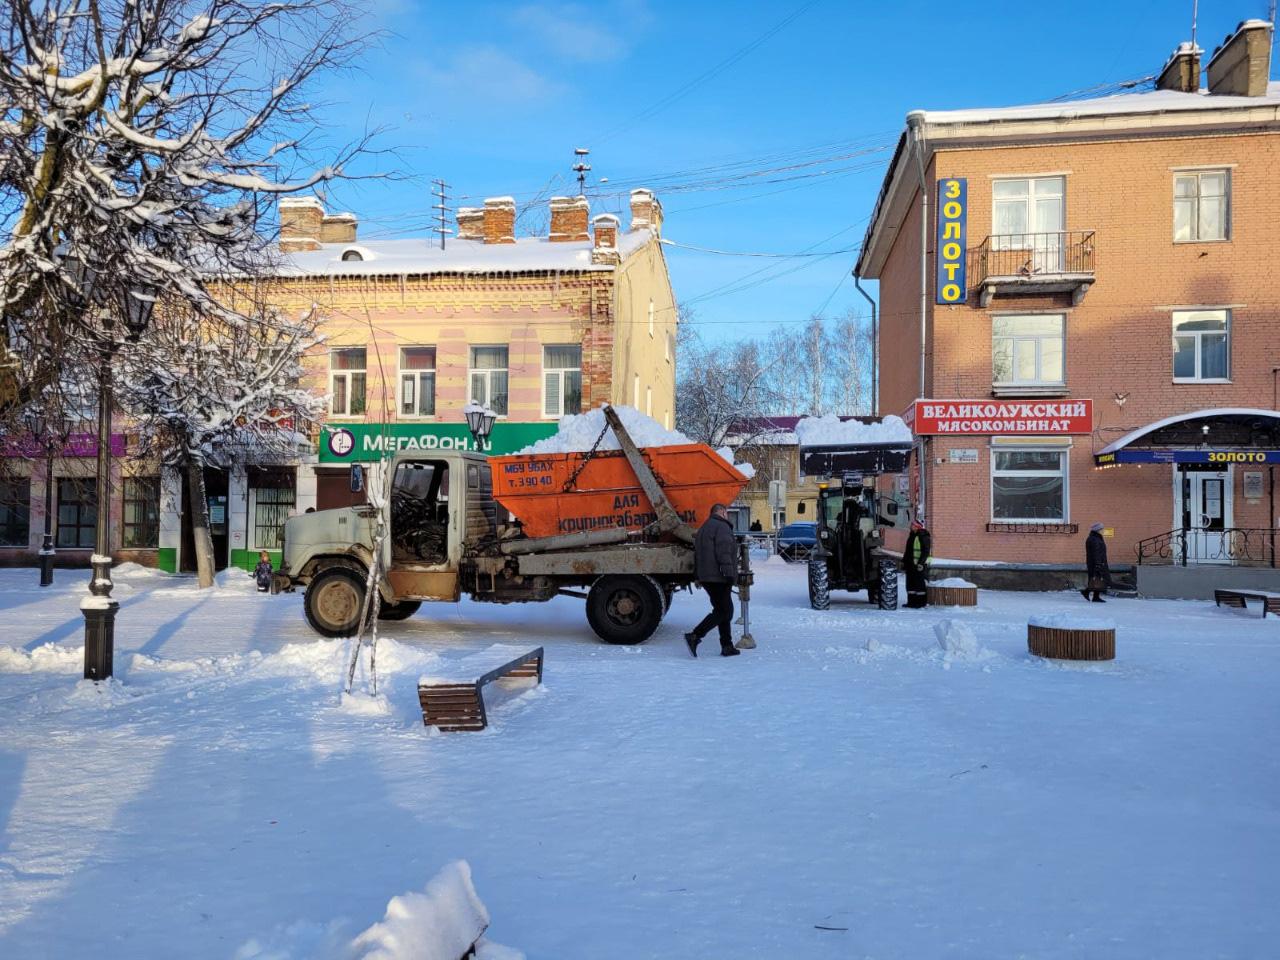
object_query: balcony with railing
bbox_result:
[971,230,1096,308]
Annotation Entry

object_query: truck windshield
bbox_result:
[821,494,842,527]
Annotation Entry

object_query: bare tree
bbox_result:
[675,319,777,450]
[119,301,324,587]
[827,307,874,416]
[0,0,378,419]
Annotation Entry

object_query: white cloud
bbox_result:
[416,43,564,105]
[511,3,630,63]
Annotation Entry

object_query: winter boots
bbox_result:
[685,632,741,657]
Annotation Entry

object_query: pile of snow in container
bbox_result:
[516,405,755,478]
[794,414,913,447]
[1028,612,1117,631]
[931,577,977,589]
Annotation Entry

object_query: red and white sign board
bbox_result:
[912,399,1093,435]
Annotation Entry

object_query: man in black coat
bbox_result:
[904,518,932,609]
[685,503,742,657]
[1082,522,1110,602]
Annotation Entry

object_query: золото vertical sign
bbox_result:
[935,178,967,304]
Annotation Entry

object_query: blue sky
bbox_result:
[312,0,1274,342]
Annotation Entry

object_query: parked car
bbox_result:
[776,522,818,562]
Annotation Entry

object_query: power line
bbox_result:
[659,238,860,258]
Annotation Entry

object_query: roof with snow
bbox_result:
[273,230,656,278]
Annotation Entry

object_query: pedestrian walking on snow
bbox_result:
[685,503,742,657]
[1082,523,1110,602]
[904,518,931,609]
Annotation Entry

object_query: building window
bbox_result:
[1174,170,1229,242]
[253,487,295,550]
[665,331,673,363]
[633,373,640,409]
[330,347,367,417]
[122,477,160,548]
[469,346,509,416]
[0,478,30,547]
[648,299,655,337]
[1172,309,1230,382]
[56,478,96,548]
[399,347,437,418]
[991,449,1068,523]
[646,385,652,417]
[992,177,1064,249]
[543,345,582,418]
[992,314,1065,388]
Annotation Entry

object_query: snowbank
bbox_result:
[1029,612,1116,631]
[351,861,495,960]
[516,405,754,477]
[795,414,913,447]
[0,642,83,674]
[931,577,976,589]
[933,619,985,659]
[112,561,168,579]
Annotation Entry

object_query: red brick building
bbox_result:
[856,21,1280,594]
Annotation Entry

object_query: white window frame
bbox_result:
[633,373,640,409]
[1172,309,1231,383]
[541,344,582,419]
[992,313,1066,389]
[398,346,437,419]
[1173,169,1230,243]
[991,176,1065,250]
[468,346,509,418]
[328,347,366,418]
[990,446,1070,524]
[648,299,655,337]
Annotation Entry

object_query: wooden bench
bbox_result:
[1214,589,1280,619]
[417,645,544,731]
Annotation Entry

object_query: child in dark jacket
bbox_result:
[253,551,273,593]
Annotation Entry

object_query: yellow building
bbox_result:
[141,189,679,572]
[729,418,825,532]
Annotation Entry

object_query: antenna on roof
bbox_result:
[1190,0,1198,49]
[432,178,450,251]
[572,147,591,196]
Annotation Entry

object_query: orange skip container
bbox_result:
[489,444,749,539]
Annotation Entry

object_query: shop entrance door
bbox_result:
[1176,467,1232,563]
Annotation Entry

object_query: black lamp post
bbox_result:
[21,407,67,587]
[464,403,497,450]
[75,267,156,682]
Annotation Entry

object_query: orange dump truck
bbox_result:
[280,406,754,646]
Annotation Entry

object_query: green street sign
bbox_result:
[318,422,559,463]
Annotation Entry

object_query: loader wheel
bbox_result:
[304,567,371,637]
[377,599,422,621]
[808,558,830,610]
[877,558,899,611]
[586,575,664,645]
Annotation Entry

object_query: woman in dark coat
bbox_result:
[904,519,931,609]
[1083,522,1110,602]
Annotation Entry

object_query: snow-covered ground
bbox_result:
[0,560,1276,959]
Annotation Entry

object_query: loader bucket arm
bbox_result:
[603,405,695,543]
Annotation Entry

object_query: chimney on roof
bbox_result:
[482,197,516,244]
[629,189,662,235]
[456,207,483,241]
[1206,19,1273,97]
[1156,42,1202,93]
[278,196,324,252]
[549,196,589,242]
[591,214,620,265]
[319,211,358,243]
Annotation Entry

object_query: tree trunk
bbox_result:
[186,460,216,589]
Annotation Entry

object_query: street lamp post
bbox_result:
[463,402,497,450]
[21,408,65,587]
[75,273,156,682]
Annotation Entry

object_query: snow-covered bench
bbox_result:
[1214,589,1280,619]
[417,645,544,731]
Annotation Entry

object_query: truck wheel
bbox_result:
[877,558,899,611]
[377,599,422,621]
[586,575,664,645]
[304,567,370,637]
[808,558,830,610]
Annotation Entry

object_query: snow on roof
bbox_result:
[1096,408,1280,455]
[915,81,1280,125]
[274,230,653,278]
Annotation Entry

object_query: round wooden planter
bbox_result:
[928,585,977,607]
[1027,625,1115,661]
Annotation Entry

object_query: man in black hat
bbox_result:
[1082,522,1110,602]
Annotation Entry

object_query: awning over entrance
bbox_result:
[1094,408,1280,466]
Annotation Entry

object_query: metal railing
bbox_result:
[972,230,1097,284]
[1135,527,1277,567]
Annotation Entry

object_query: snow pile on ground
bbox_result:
[351,861,520,960]
[516,404,755,477]
[112,561,168,579]
[931,577,976,589]
[1029,612,1117,630]
[932,619,988,660]
[795,413,913,447]
[0,642,84,674]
